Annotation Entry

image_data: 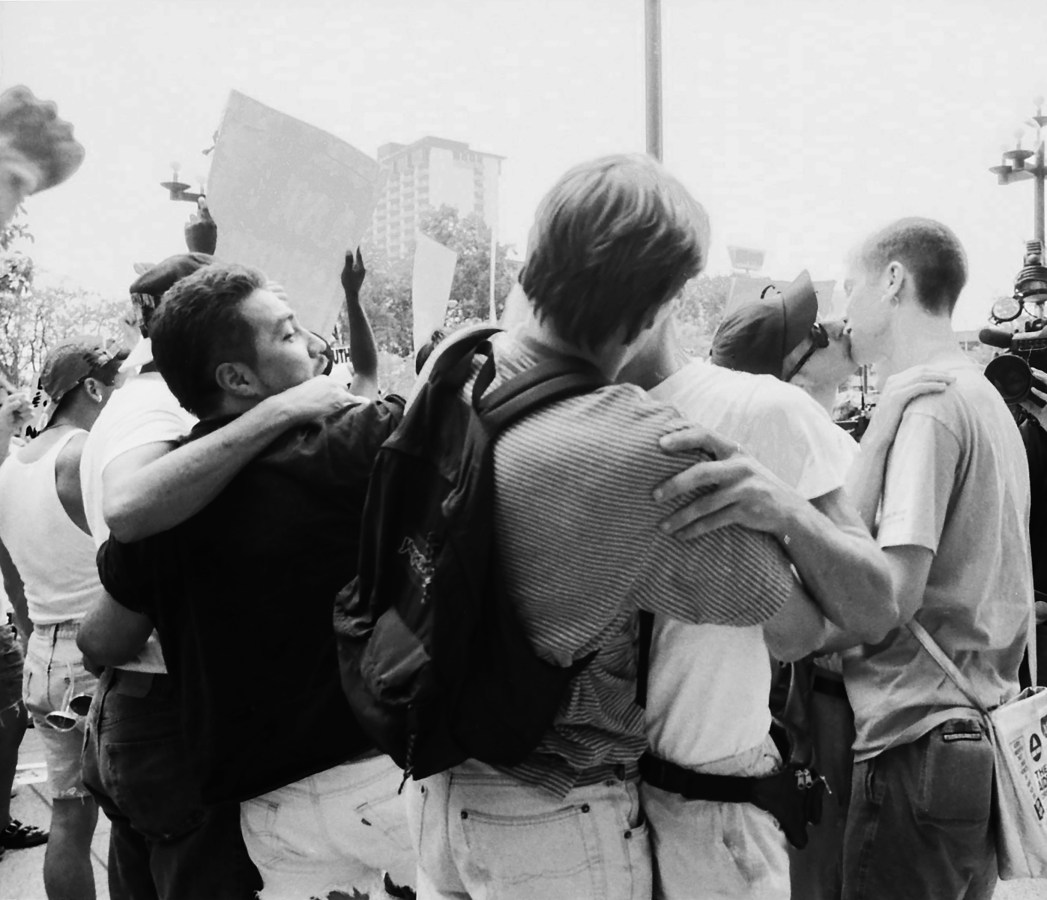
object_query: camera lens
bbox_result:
[985,354,1033,404]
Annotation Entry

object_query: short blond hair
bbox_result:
[520,154,710,350]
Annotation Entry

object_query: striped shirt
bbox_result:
[484,332,795,795]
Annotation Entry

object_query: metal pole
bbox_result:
[645,0,663,161]
[488,218,498,323]
[1037,138,1045,246]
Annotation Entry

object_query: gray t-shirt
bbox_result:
[845,357,1033,760]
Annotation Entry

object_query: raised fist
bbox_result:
[341,247,366,298]
[0,85,84,225]
[184,197,217,254]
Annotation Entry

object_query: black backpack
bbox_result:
[333,327,607,781]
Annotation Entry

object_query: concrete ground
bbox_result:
[1,726,109,900]
[1,728,1046,899]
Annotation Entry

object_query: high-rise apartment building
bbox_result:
[370,136,503,259]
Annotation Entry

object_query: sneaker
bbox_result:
[0,818,48,849]
[383,873,416,899]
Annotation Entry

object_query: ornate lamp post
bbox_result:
[159,162,204,204]
[990,99,1047,245]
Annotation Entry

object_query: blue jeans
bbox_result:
[842,718,996,900]
[240,753,413,899]
[81,667,259,900]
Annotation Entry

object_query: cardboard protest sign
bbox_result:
[207,90,380,335]
[411,233,457,352]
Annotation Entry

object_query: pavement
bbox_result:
[1,728,1047,899]
[1,726,109,900]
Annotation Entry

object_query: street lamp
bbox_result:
[159,162,204,204]
[989,99,1047,245]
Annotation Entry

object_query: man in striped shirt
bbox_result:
[404,155,840,900]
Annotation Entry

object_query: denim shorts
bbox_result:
[0,620,23,714]
[23,621,99,799]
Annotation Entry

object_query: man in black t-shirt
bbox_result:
[86,263,413,899]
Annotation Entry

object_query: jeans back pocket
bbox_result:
[915,720,993,824]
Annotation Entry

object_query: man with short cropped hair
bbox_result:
[85,263,412,899]
[833,217,1033,900]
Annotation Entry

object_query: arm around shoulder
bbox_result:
[77,591,153,668]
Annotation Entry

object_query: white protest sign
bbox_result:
[412,233,457,352]
[207,90,380,335]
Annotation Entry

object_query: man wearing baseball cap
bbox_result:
[618,272,888,900]
[708,274,868,900]
[0,336,124,899]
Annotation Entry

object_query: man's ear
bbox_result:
[81,377,106,404]
[884,261,906,303]
[214,361,258,400]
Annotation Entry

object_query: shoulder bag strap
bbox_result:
[907,619,987,715]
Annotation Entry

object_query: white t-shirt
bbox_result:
[80,372,195,673]
[646,359,856,767]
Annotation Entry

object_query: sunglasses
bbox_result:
[43,662,93,731]
[784,322,829,383]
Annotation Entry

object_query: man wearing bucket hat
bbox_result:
[618,272,889,899]
[0,335,125,899]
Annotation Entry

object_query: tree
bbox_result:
[418,205,516,326]
[0,218,129,386]
[344,205,516,358]
[673,274,733,356]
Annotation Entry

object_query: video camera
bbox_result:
[980,240,1047,406]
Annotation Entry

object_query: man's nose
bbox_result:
[823,319,849,341]
[309,331,335,374]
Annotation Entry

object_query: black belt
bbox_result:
[574,760,639,787]
[811,671,848,701]
[640,752,826,850]
[107,668,172,698]
[640,753,758,803]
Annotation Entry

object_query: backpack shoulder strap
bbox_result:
[478,357,608,434]
[430,327,502,391]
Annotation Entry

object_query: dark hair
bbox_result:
[860,217,967,315]
[414,328,447,374]
[130,292,158,337]
[520,154,710,351]
[150,264,265,416]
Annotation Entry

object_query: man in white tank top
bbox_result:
[0,336,124,900]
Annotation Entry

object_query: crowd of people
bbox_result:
[0,89,1037,900]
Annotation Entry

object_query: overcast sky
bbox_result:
[2,0,1045,328]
